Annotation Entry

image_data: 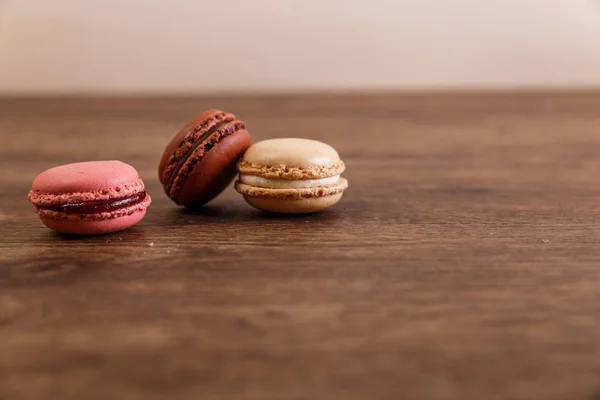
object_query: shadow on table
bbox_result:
[176,204,343,222]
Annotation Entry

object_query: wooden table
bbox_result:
[1,93,600,400]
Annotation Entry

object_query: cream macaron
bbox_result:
[235,138,348,213]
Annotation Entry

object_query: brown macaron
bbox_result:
[159,110,251,207]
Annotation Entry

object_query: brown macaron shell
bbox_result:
[159,110,234,184]
[179,129,251,207]
[158,109,250,206]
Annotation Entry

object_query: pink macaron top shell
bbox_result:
[29,161,145,206]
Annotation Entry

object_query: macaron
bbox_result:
[158,109,251,208]
[28,160,151,235]
[235,138,348,213]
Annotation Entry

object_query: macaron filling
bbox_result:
[239,174,340,189]
[40,191,148,214]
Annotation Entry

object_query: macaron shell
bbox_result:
[242,193,344,214]
[235,178,348,200]
[178,129,252,207]
[167,120,246,203]
[40,209,147,235]
[242,138,341,169]
[237,160,345,180]
[158,110,235,185]
[32,161,141,194]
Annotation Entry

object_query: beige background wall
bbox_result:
[1,0,600,93]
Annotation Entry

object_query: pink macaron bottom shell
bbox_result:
[40,208,148,235]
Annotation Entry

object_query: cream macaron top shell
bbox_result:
[242,138,341,168]
[237,138,345,180]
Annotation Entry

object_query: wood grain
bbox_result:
[1,92,600,400]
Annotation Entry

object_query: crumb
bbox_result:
[305,221,310,223]
[148,242,155,247]
[118,237,122,241]
[105,239,110,244]
[489,232,494,236]
[143,251,147,255]
[542,239,551,244]
[167,250,171,253]
[188,220,193,224]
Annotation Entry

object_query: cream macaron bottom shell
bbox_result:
[235,178,348,214]
[241,192,344,214]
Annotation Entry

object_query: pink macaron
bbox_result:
[28,160,151,235]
